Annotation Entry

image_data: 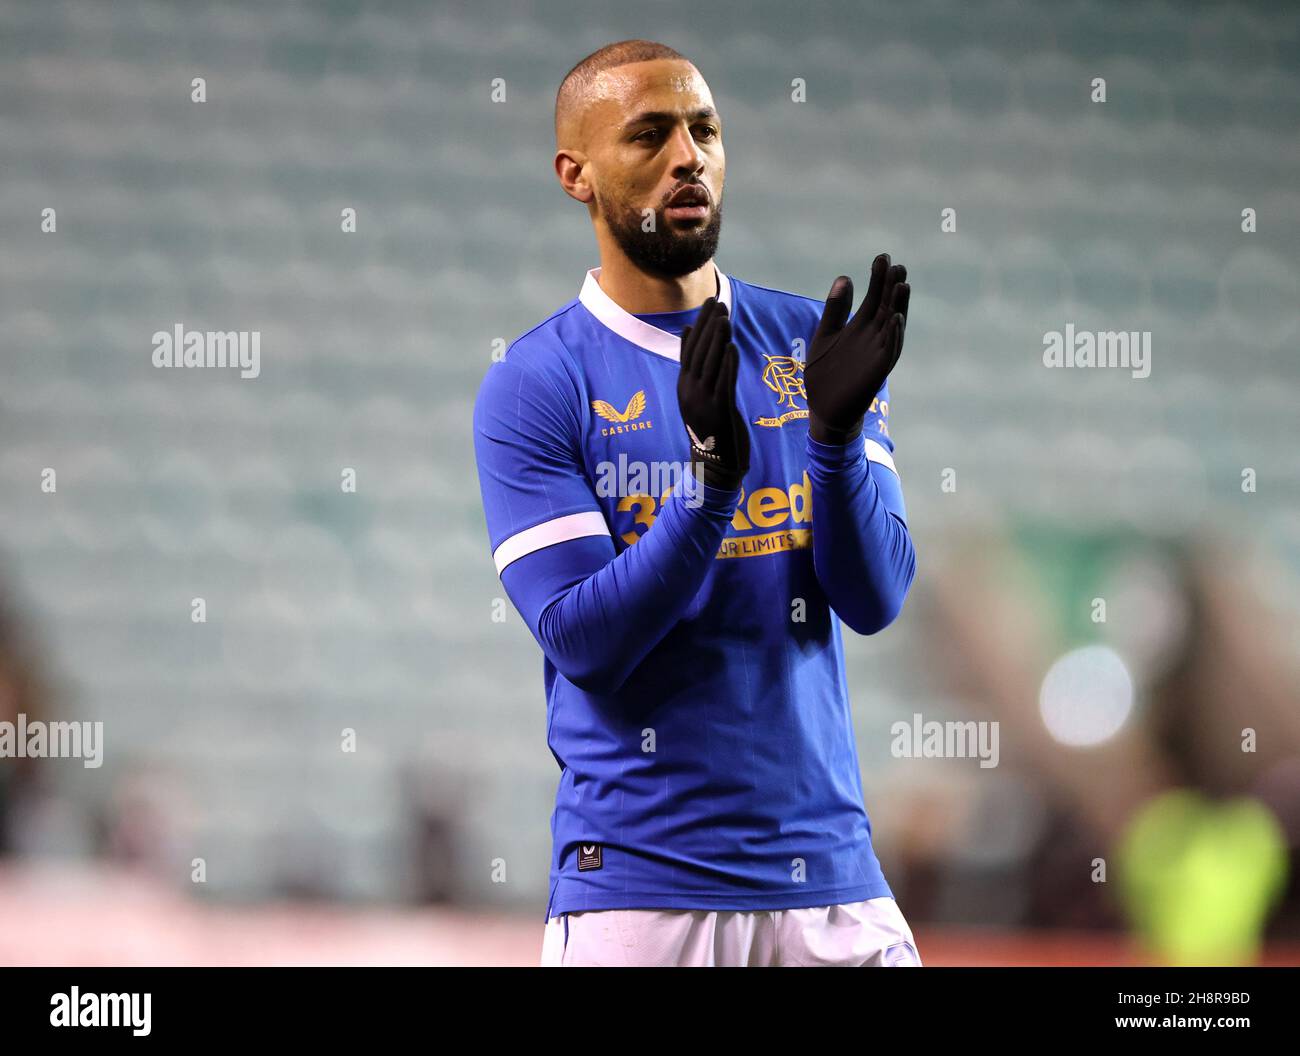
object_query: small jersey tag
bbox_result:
[884,940,920,966]
[577,843,603,871]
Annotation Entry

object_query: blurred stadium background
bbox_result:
[1,0,1298,966]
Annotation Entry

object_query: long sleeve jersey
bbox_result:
[472,264,915,918]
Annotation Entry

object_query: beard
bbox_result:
[598,190,723,279]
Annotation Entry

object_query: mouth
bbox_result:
[664,184,711,223]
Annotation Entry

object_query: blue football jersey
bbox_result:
[473,264,902,916]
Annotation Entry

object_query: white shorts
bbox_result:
[541,896,921,967]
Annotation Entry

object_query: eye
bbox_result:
[696,125,718,140]
[636,128,662,143]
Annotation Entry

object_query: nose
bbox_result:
[667,123,705,180]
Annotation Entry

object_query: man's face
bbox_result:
[581,60,725,278]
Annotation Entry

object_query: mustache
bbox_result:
[661,181,711,206]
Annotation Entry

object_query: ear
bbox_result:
[555,149,594,204]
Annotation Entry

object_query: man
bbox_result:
[473,39,918,967]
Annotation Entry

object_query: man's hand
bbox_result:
[805,253,910,445]
[677,297,750,491]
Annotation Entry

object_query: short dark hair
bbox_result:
[555,40,690,139]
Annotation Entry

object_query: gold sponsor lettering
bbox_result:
[747,485,789,528]
[716,528,812,559]
[620,472,815,559]
[731,488,752,530]
[616,493,658,546]
[868,397,890,437]
[789,472,812,524]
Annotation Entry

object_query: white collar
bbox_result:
[577,263,733,362]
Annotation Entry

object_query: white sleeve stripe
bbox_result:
[493,511,611,574]
[865,437,898,475]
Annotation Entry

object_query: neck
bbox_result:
[593,245,717,314]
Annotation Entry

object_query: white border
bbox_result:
[865,437,898,476]
[577,263,732,362]
[493,510,611,574]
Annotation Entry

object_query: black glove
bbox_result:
[805,253,910,444]
[676,297,750,492]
